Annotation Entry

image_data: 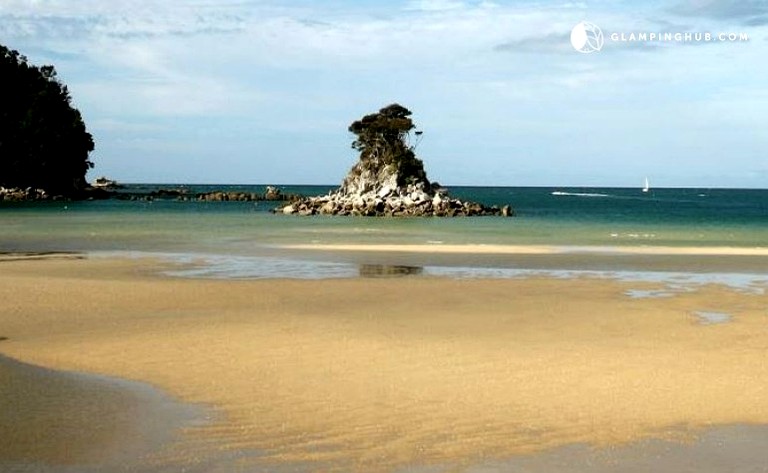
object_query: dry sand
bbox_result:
[1,257,767,471]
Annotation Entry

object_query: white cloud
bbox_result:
[4,0,585,119]
[405,0,468,11]
[4,0,768,185]
[7,1,766,119]
[0,0,250,39]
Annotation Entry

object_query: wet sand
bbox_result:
[0,354,199,472]
[467,424,768,473]
[280,243,768,256]
[273,244,768,274]
[1,256,768,471]
[0,251,84,262]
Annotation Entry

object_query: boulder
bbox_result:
[377,185,393,199]
[0,187,49,201]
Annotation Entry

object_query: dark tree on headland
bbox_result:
[0,44,94,195]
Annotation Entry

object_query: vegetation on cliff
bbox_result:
[280,104,512,217]
[0,44,94,195]
[341,103,430,194]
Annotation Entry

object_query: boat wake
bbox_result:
[551,191,610,198]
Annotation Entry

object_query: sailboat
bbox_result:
[642,177,650,193]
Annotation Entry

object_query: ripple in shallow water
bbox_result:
[693,310,732,325]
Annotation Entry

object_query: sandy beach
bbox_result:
[5,1,768,470]
[1,256,768,471]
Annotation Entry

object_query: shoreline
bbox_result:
[2,255,768,471]
[278,243,768,256]
[0,353,201,472]
[158,246,768,279]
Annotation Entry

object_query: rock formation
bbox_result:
[278,104,513,217]
[113,186,303,202]
[0,187,48,201]
[0,185,118,202]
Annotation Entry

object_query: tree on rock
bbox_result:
[0,44,94,195]
[277,103,514,217]
[341,103,430,195]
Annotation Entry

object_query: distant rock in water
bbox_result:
[278,104,513,217]
[195,186,301,202]
[91,176,121,189]
[111,185,304,203]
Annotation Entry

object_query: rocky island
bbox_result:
[278,104,512,217]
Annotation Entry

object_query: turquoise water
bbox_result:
[1,185,766,251]
[1,185,766,278]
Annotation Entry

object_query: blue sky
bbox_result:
[2,0,767,187]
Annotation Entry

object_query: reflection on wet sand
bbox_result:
[359,264,424,278]
[0,252,84,262]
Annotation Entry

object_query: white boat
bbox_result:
[642,177,650,193]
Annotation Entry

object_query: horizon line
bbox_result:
[105,182,768,190]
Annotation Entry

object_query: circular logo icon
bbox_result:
[570,21,604,53]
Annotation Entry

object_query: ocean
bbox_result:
[1,185,766,279]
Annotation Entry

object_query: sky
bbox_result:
[1,0,767,187]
